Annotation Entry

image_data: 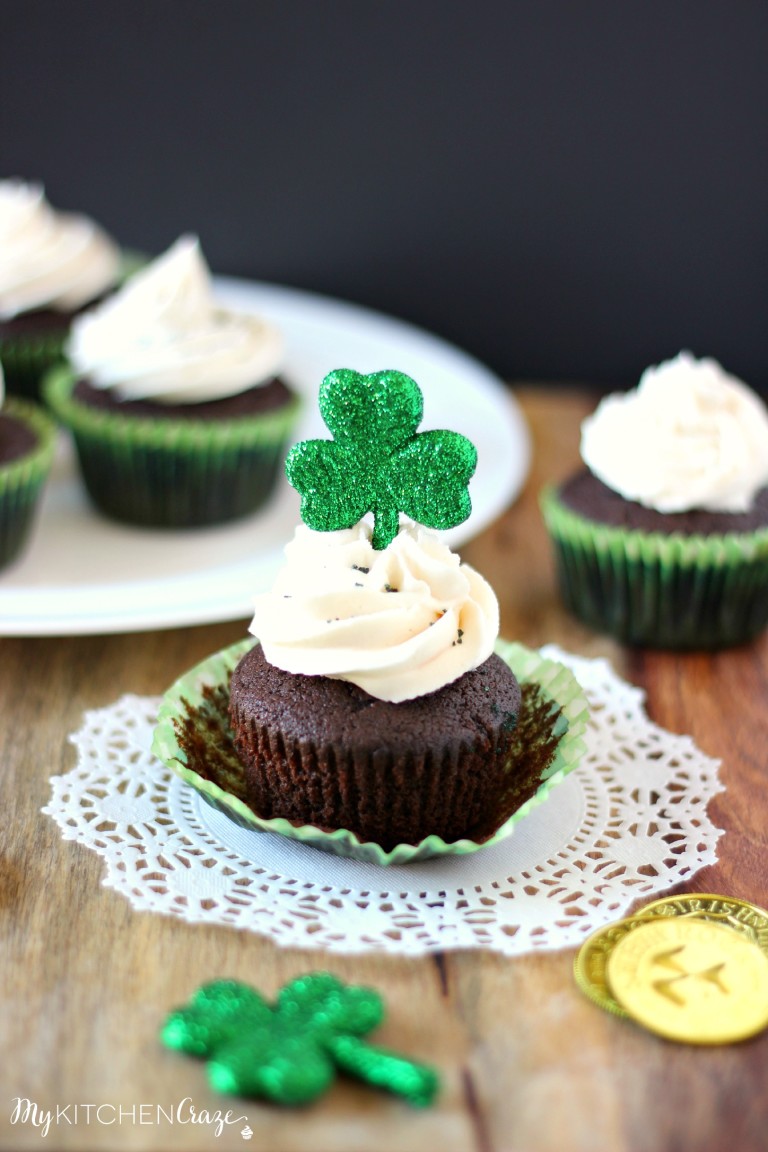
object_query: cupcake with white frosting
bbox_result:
[541,352,768,647]
[152,366,589,859]
[0,362,57,570]
[43,235,300,528]
[227,366,523,848]
[230,508,521,849]
[0,179,121,402]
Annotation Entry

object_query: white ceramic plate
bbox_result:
[0,278,530,636]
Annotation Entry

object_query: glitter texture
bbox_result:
[161,973,439,1107]
[286,368,477,549]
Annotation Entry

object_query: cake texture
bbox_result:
[43,235,300,528]
[230,642,521,848]
[0,179,121,402]
[541,352,768,648]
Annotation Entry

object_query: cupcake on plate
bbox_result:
[153,367,588,861]
[43,235,301,528]
[0,179,121,402]
[0,362,57,571]
[541,351,768,648]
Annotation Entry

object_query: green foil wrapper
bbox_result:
[0,398,57,570]
[151,638,589,866]
[43,365,301,529]
[541,483,768,648]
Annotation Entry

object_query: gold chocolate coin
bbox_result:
[636,893,768,954]
[574,916,657,1018]
[606,917,768,1044]
[574,893,768,1019]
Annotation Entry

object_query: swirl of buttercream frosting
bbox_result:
[248,522,500,703]
[0,179,120,320]
[581,351,768,513]
[67,235,283,403]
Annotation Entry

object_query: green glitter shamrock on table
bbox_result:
[286,368,477,549]
[161,973,439,1107]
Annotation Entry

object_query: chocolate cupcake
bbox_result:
[0,180,121,402]
[231,644,520,849]
[541,352,768,648]
[0,365,57,570]
[44,235,300,528]
[230,518,520,849]
[226,368,524,847]
[153,368,589,861]
[153,634,587,864]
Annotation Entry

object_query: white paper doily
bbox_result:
[43,647,724,956]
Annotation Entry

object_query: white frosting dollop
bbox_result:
[249,522,500,703]
[0,179,120,320]
[581,351,768,513]
[67,235,283,403]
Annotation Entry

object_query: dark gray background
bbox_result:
[2,2,767,391]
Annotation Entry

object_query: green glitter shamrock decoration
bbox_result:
[286,368,477,549]
[161,973,439,1107]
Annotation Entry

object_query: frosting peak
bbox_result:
[67,235,283,403]
[0,179,120,319]
[581,351,768,513]
[249,523,499,702]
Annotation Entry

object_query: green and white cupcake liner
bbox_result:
[541,483,768,649]
[43,365,301,529]
[151,638,590,866]
[0,328,68,404]
[0,398,57,570]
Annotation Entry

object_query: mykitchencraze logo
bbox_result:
[10,1097,252,1139]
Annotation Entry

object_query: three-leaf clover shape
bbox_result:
[286,369,478,549]
[161,973,438,1107]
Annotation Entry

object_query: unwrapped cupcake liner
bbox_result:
[43,366,301,528]
[541,483,768,648]
[0,398,57,569]
[151,638,590,865]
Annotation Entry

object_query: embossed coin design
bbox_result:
[637,893,768,953]
[574,893,768,1019]
[606,918,768,1044]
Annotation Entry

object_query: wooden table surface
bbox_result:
[2,388,767,1152]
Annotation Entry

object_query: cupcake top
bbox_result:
[581,351,768,514]
[249,522,498,703]
[67,235,283,404]
[0,179,120,320]
[248,367,496,703]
